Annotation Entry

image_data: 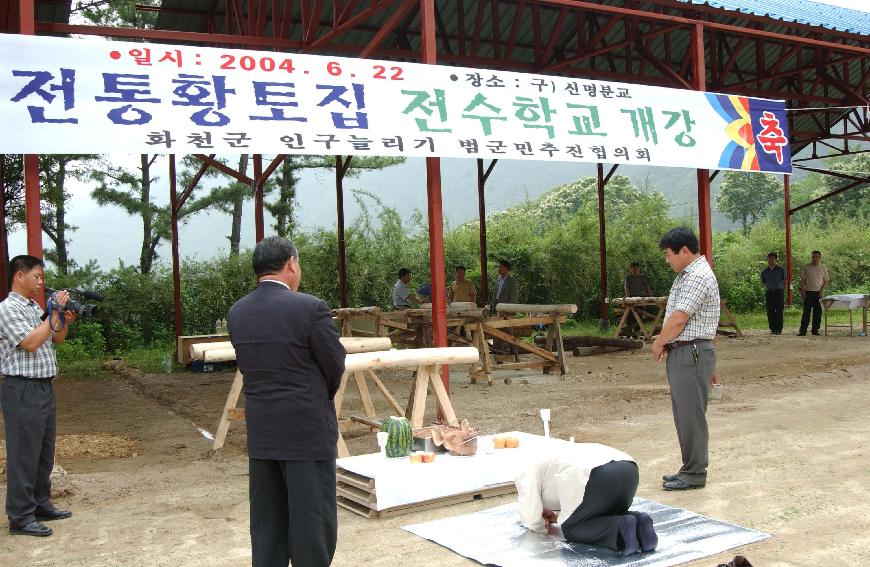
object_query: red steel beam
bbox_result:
[177,154,216,210]
[193,154,252,185]
[169,155,184,339]
[504,0,526,60]
[358,0,416,58]
[260,154,285,183]
[38,22,304,49]
[0,158,8,299]
[596,163,607,326]
[634,38,692,89]
[20,0,43,265]
[692,23,713,266]
[784,175,792,305]
[305,0,400,50]
[253,154,264,242]
[540,7,569,66]
[542,22,678,73]
[420,0,449,399]
[534,0,870,57]
[336,155,352,308]
[477,158,497,307]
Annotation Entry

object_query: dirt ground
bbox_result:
[1,330,869,567]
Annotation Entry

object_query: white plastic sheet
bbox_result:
[403,499,769,567]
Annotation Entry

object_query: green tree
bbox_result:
[39,155,101,273]
[715,171,781,233]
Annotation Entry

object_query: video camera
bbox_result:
[44,287,104,318]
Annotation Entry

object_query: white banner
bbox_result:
[0,34,791,173]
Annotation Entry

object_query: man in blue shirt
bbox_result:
[760,252,786,335]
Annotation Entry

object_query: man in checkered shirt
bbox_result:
[1,255,77,537]
[651,228,719,492]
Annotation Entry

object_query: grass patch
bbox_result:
[56,358,115,381]
[121,342,177,374]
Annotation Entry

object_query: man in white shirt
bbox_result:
[798,250,830,336]
[391,268,420,310]
[515,443,657,557]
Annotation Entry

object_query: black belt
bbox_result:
[2,374,55,381]
[665,339,711,352]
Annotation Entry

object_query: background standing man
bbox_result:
[798,250,830,336]
[491,259,518,312]
[761,252,786,335]
[1,255,76,537]
[392,268,421,310]
[228,237,346,567]
[624,262,653,298]
[448,265,477,305]
[651,228,719,492]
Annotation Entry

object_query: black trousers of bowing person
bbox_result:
[560,460,639,550]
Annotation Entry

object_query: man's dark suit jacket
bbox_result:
[228,281,346,461]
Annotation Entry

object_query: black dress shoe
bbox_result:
[797,332,806,336]
[662,474,679,482]
[811,331,821,336]
[9,521,52,537]
[663,478,705,491]
[36,507,72,521]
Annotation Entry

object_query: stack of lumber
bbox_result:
[335,466,515,519]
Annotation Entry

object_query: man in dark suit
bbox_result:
[491,259,519,313]
[228,237,346,567]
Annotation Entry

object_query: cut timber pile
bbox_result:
[533,335,643,349]
[335,467,515,519]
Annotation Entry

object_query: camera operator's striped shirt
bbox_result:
[0,292,58,378]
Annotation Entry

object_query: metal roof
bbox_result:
[679,0,870,37]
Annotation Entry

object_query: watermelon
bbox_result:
[380,416,413,458]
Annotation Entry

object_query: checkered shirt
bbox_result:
[0,292,58,378]
[664,256,720,342]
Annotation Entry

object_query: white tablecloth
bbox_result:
[337,432,567,511]
[821,294,870,310]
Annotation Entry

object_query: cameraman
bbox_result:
[0,255,77,537]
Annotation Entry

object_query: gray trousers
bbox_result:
[665,340,715,484]
[1,376,57,528]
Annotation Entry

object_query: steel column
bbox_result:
[169,155,184,339]
[477,160,488,306]
[597,163,608,329]
[692,23,713,265]
[420,0,450,397]
[253,154,264,242]
[0,158,8,299]
[336,155,351,308]
[20,0,42,262]
[784,175,793,306]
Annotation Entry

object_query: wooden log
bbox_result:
[484,316,565,328]
[196,336,391,363]
[495,303,578,314]
[403,307,487,319]
[572,346,624,356]
[534,335,644,349]
[447,301,477,309]
[344,347,479,372]
[190,341,233,360]
[331,306,382,316]
[203,348,238,362]
[339,337,391,353]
